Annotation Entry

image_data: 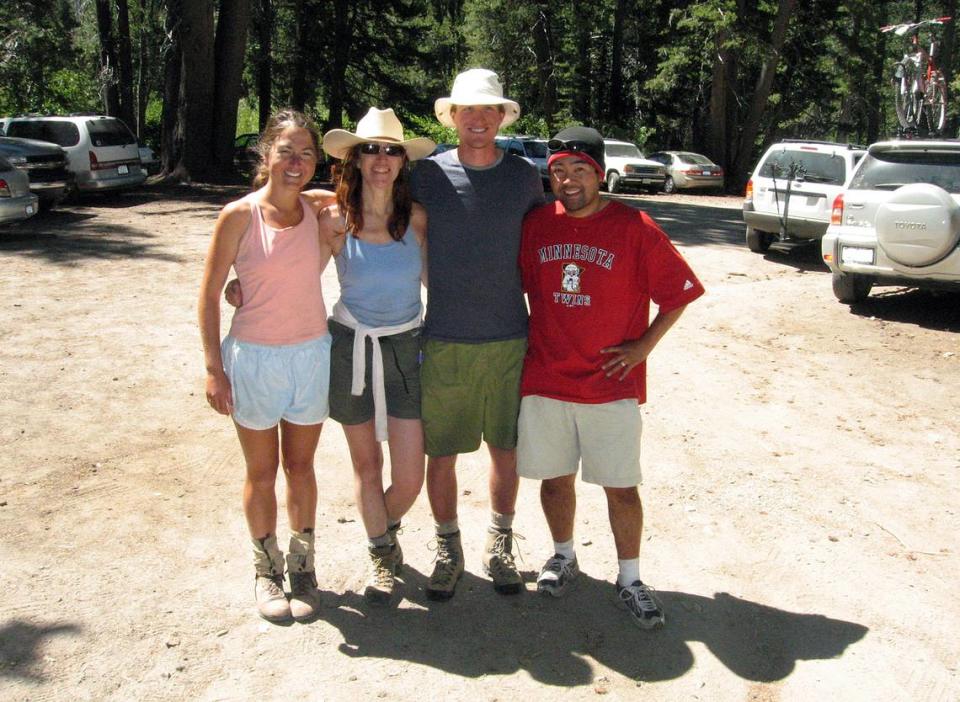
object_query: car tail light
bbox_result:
[745,179,753,201]
[830,193,844,224]
[89,150,109,171]
[0,179,10,197]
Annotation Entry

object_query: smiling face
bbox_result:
[266,126,318,189]
[451,104,505,151]
[357,142,405,189]
[549,155,603,217]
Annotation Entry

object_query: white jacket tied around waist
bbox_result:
[331,300,421,442]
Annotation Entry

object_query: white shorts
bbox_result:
[517,395,642,488]
[221,334,331,430]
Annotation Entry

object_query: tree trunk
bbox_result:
[325,0,352,130]
[570,0,592,122]
[531,1,557,127]
[161,0,182,174]
[290,0,308,111]
[707,27,730,176]
[607,0,627,122]
[254,0,273,131]
[213,0,252,175]
[95,0,122,116]
[116,0,136,131]
[176,0,216,180]
[730,0,796,190]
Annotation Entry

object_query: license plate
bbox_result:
[841,246,875,264]
[118,164,129,175]
[26,204,35,215]
[702,170,711,176]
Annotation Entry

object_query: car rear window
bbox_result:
[759,150,845,184]
[0,155,12,170]
[523,141,548,158]
[679,152,712,165]
[6,120,80,147]
[87,119,136,147]
[605,143,643,158]
[848,150,960,193]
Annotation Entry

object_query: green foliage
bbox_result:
[404,113,458,145]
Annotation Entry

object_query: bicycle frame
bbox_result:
[883,16,951,135]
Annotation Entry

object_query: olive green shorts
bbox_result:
[328,319,422,425]
[420,337,526,457]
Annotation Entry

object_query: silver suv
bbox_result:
[821,140,960,303]
[743,140,865,253]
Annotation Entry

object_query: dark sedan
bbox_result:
[0,136,74,208]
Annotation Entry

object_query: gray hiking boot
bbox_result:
[254,573,292,622]
[289,570,322,621]
[482,527,523,595]
[426,531,464,601]
[364,544,398,604]
[388,522,404,573]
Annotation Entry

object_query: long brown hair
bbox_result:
[251,109,321,189]
[334,144,413,242]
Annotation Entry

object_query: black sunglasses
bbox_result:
[359,142,405,157]
[547,139,593,154]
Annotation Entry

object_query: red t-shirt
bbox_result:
[520,200,704,404]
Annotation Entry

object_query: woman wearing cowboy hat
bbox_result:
[321,108,434,603]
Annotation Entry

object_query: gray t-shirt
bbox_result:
[410,148,544,342]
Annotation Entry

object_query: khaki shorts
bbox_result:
[328,320,421,425]
[421,337,526,456]
[517,395,642,487]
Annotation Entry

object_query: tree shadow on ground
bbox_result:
[847,289,960,332]
[0,619,82,681]
[612,196,745,248]
[0,209,184,264]
[315,568,867,687]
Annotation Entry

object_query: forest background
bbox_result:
[2,0,958,191]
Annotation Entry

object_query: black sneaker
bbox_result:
[536,554,580,597]
[616,580,665,630]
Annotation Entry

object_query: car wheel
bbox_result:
[608,171,622,194]
[745,227,773,253]
[663,176,676,194]
[832,271,873,303]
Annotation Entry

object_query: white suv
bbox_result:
[602,139,666,194]
[3,115,146,193]
[821,140,960,303]
[743,140,865,253]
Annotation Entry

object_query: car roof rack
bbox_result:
[778,138,867,150]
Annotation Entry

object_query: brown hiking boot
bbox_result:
[289,570,322,621]
[388,522,404,573]
[426,531,464,601]
[254,573,292,622]
[364,544,398,604]
[482,527,523,595]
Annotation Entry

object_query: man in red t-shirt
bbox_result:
[518,126,704,630]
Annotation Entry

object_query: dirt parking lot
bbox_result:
[0,185,957,701]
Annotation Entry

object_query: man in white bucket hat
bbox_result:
[410,68,544,601]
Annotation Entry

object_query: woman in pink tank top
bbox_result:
[198,110,335,624]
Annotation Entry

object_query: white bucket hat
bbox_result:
[434,68,521,128]
[323,107,436,161]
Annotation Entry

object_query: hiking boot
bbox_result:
[426,531,464,601]
[289,570,322,621]
[388,522,404,573]
[364,544,397,604]
[254,573,292,622]
[482,527,523,595]
[616,580,665,630]
[536,554,580,597]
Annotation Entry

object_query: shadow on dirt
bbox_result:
[613,196,745,249]
[315,568,867,687]
[0,619,82,682]
[847,289,960,332]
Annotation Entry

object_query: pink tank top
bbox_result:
[228,194,328,344]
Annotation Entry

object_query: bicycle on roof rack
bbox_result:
[882,16,951,136]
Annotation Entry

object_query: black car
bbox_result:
[0,136,74,208]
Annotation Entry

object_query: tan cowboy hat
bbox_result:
[323,107,436,161]
[434,68,521,128]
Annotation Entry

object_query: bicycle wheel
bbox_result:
[894,62,922,129]
[924,74,947,134]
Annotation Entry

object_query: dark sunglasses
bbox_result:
[359,142,405,157]
[547,139,593,154]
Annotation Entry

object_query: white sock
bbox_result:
[554,539,576,561]
[435,518,459,536]
[490,511,514,531]
[617,558,640,587]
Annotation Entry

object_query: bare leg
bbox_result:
[384,417,425,522]
[279,419,323,532]
[235,423,281,539]
[540,474,577,543]
[604,486,643,559]
[488,444,519,516]
[343,421,387,537]
[427,454,458,523]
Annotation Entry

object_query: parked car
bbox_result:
[3,115,146,193]
[0,136,73,208]
[647,150,724,193]
[501,136,550,185]
[0,154,39,225]
[602,140,666,194]
[233,132,260,176]
[742,139,865,253]
[495,135,538,167]
[821,139,960,303]
[139,144,161,175]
